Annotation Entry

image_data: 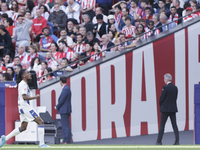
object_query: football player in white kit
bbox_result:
[0,69,50,148]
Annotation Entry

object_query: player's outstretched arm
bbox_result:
[22,94,40,101]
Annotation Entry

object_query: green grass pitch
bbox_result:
[1,145,200,150]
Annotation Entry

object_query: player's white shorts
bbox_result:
[18,104,39,122]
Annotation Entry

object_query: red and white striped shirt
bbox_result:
[122,25,136,37]
[168,13,179,25]
[46,58,58,69]
[16,52,28,65]
[89,51,102,62]
[27,53,38,63]
[73,43,86,53]
[115,12,123,26]
[81,0,96,11]
[145,28,160,38]
[52,52,60,61]
[66,48,74,61]
[183,14,195,22]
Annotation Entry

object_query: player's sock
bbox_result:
[5,127,21,141]
[38,125,45,146]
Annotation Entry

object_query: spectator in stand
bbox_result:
[81,0,96,20]
[11,1,19,13]
[13,56,21,66]
[140,0,148,19]
[108,23,119,38]
[85,31,100,45]
[122,16,136,38]
[143,7,153,26]
[114,5,122,30]
[83,14,94,33]
[56,58,73,72]
[90,42,105,62]
[14,15,33,47]
[58,40,74,61]
[31,0,50,18]
[5,18,14,37]
[16,44,28,67]
[0,25,14,59]
[190,0,200,15]
[3,53,11,67]
[40,27,58,52]
[160,14,176,31]
[28,57,42,72]
[17,0,27,9]
[39,5,49,20]
[136,23,146,39]
[57,29,74,48]
[73,33,86,53]
[48,3,66,31]
[42,67,54,82]
[69,52,79,69]
[108,30,116,43]
[32,9,47,42]
[129,0,142,21]
[119,8,135,31]
[93,14,107,39]
[172,0,183,23]
[37,60,47,83]
[6,67,14,80]
[27,45,40,64]
[100,34,114,51]
[92,7,108,24]
[0,72,12,81]
[51,0,66,13]
[183,7,195,22]
[169,6,179,25]
[152,13,163,32]
[146,20,160,38]
[0,3,12,18]
[66,21,75,40]
[50,42,60,61]
[114,33,130,51]
[13,64,22,81]
[0,57,6,73]
[45,51,58,69]
[66,0,80,24]
[112,1,127,10]
[156,0,170,17]
[79,26,87,42]
[0,13,8,26]
[73,25,80,42]
[80,42,93,62]
[12,8,26,27]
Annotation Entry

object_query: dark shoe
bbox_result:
[173,142,179,145]
[155,142,162,145]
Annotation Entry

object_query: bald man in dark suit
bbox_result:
[156,73,179,145]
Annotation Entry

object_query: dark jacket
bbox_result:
[155,22,163,32]
[93,22,107,38]
[0,30,14,52]
[56,84,72,114]
[48,10,66,29]
[100,41,114,51]
[85,21,94,33]
[159,83,178,113]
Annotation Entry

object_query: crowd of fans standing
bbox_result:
[0,0,199,83]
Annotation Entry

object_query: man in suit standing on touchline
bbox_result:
[55,76,72,144]
[156,73,179,145]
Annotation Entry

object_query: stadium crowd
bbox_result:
[0,0,199,83]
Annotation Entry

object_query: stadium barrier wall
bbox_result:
[4,19,200,143]
[194,84,200,144]
[39,21,200,142]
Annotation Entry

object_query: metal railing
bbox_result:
[37,9,200,81]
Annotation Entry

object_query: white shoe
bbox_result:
[39,144,50,148]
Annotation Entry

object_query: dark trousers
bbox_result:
[36,33,43,42]
[60,113,71,143]
[157,112,179,143]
